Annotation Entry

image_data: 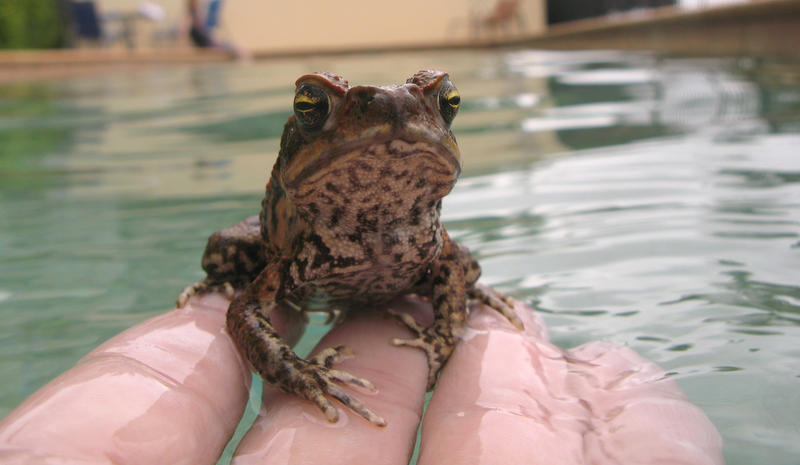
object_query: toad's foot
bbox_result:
[389,310,452,390]
[289,345,386,426]
[469,283,524,330]
[176,279,235,308]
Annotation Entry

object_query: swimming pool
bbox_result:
[0,49,798,464]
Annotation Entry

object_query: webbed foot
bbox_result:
[291,345,386,426]
[469,283,524,330]
[176,279,235,307]
[389,310,452,390]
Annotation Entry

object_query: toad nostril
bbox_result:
[347,86,379,109]
[357,89,374,107]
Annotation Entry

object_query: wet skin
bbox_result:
[178,70,522,426]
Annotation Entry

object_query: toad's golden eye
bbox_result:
[437,79,460,126]
[294,83,330,131]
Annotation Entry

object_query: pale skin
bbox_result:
[0,294,724,465]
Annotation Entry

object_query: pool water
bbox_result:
[1,50,798,464]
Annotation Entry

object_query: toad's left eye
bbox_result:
[437,79,460,126]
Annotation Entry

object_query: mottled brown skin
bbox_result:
[178,70,522,426]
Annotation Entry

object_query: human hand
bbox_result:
[0,294,723,464]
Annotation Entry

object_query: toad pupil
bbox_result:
[178,70,523,426]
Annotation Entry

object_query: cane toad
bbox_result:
[178,70,522,426]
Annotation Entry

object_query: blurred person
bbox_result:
[186,0,248,58]
[187,0,213,47]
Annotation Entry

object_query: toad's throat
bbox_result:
[289,140,459,220]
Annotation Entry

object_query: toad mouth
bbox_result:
[286,128,460,188]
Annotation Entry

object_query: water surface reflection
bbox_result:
[1,50,798,464]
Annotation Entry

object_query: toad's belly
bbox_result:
[310,260,429,300]
[288,220,445,301]
[289,233,444,302]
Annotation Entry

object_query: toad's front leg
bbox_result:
[226,262,386,426]
[393,233,523,389]
[391,234,470,390]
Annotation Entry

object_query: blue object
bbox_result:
[205,0,222,31]
[71,1,102,40]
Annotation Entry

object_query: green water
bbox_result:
[1,50,799,463]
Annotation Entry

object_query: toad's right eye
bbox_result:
[437,78,460,126]
[293,84,330,131]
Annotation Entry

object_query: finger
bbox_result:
[231,296,433,465]
[418,300,724,465]
[564,342,724,464]
[0,293,304,465]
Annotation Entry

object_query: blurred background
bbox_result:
[1,1,799,464]
[0,0,783,55]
